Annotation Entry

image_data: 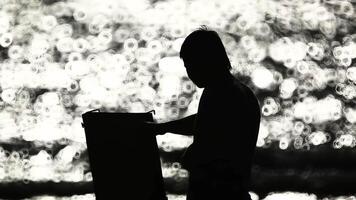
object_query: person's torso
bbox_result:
[182,78,261,178]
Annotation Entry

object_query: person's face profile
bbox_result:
[182,57,210,88]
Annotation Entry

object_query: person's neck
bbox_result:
[205,73,234,89]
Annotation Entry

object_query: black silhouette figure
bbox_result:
[82,110,167,200]
[149,26,261,200]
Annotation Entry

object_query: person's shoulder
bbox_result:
[233,79,260,106]
[232,78,249,95]
[232,79,252,94]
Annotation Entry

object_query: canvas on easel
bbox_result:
[82,109,167,200]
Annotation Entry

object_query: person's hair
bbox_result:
[179,26,232,72]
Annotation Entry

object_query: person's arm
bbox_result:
[160,114,196,136]
[145,114,197,136]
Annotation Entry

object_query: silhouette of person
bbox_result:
[147,26,261,200]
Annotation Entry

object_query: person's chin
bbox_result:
[190,79,205,88]
[194,82,205,88]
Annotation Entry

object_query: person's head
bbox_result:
[180,26,232,88]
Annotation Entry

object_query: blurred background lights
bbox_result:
[279,78,298,99]
[263,192,317,200]
[308,131,330,146]
[251,67,274,89]
[158,57,186,76]
[0,0,355,199]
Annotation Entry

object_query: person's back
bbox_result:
[184,76,261,200]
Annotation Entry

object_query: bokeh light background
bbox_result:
[0,0,356,199]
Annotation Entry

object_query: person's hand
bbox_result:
[143,121,167,136]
